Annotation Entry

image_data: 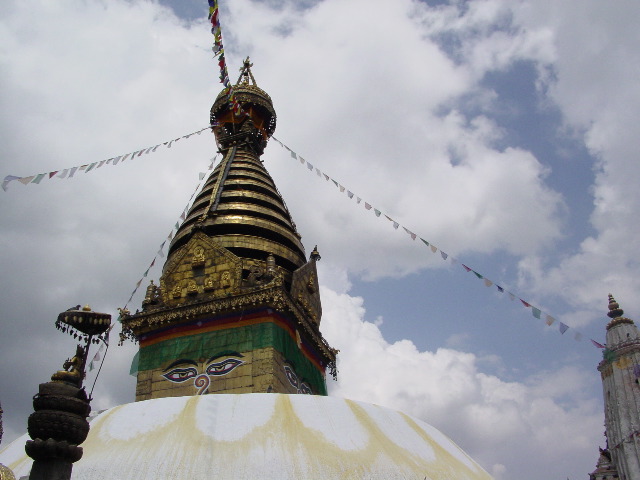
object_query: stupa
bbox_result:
[0,60,493,480]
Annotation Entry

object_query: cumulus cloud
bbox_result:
[512,1,640,317]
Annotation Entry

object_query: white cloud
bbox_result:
[512,1,640,316]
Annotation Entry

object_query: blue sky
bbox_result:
[2,1,640,479]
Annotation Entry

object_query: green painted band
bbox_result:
[136,322,327,395]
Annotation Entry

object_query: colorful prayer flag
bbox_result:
[2,175,20,191]
[31,173,46,184]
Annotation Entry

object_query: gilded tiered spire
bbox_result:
[169,58,305,276]
[121,61,337,400]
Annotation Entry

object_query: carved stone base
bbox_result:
[28,457,73,480]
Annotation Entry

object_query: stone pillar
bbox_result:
[25,377,91,480]
[24,305,110,480]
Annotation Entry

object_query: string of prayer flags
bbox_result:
[122,155,220,310]
[208,0,243,117]
[271,135,606,349]
[2,125,212,192]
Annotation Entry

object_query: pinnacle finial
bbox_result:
[237,56,256,86]
[607,294,624,319]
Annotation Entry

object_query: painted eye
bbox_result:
[162,367,198,383]
[299,383,312,395]
[284,365,299,388]
[205,358,244,376]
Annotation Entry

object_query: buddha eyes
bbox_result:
[206,358,244,376]
[162,357,244,385]
[162,367,198,383]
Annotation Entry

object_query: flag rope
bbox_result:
[2,125,212,192]
[119,154,220,315]
[271,135,605,349]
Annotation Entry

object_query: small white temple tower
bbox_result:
[594,295,640,480]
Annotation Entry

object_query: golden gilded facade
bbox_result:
[121,60,337,400]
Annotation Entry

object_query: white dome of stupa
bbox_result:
[0,393,491,479]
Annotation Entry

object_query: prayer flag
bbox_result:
[473,270,482,279]
[497,285,504,292]
[532,307,541,319]
[19,175,35,185]
[520,299,531,307]
[430,245,437,253]
[290,151,297,160]
[559,322,569,334]
[420,238,429,246]
[462,264,471,272]
[307,162,313,170]
[591,339,605,348]
[49,171,58,178]
[57,169,69,178]
[339,186,345,192]
[440,251,448,260]
[323,174,329,181]
[374,209,381,217]
[347,191,354,199]
[85,162,97,173]
[2,175,20,191]
[365,203,372,210]
[484,278,492,287]
[31,173,46,184]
